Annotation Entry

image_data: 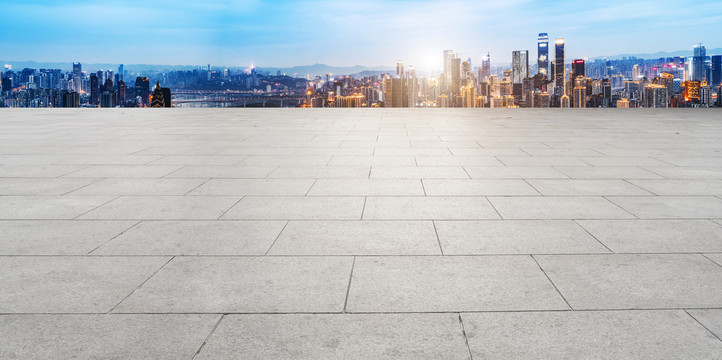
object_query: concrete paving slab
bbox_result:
[422,179,540,196]
[188,179,315,195]
[66,178,208,195]
[221,196,364,220]
[607,196,722,219]
[0,220,136,255]
[115,256,353,313]
[346,256,568,312]
[488,196,635,219]
[363,196,500,220]
[463,310,722,359]
[79,196,241,220]
[535,254,722,309]
[196,313,468,360]
[0,314,220,360]
[0,196,116,219]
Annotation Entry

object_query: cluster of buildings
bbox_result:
[305,38,722,108]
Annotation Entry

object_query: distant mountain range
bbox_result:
[2,48,720,75]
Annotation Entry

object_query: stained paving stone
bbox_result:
[195,313,469,360]
[463,310,722,359]
[0,314,220,360]
[2,109,722,358]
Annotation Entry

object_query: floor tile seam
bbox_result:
[86,220,143,255]
[2,252,720,258]
[683,309,722,343]
[183,178,213,196]
[263,221,289,255]
[530,254,574,311]
[572,220,615,253]
[58,178,107,196]
[158,164,190,179]
[191,313,226,360]
[457,313,474,360]
[342,257,357,313]
[108,256,176,314]
[600,196,640,219]
[70,196,122,220]
[620,179,659,195]
[3,308,722,316]
[215,196,246,220]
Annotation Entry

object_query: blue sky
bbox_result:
[2,0,720,70]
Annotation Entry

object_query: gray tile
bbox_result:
[62,165,181,178]
[363,196,500,220]
[488,196,635,219]
[370,166,470,179]
[115,257,353,313]
[327,155,416,166]
[577,220,722,253]
[268,165,370,179]
[222,196,364,220]
[423,179,540,196]
[687,309,722,339]
[463,310,722,360]
[415,156,503,166]
[527,179,652,195]
[196,313,468,360]
[308,179,425,196]
[0,196,116,219]
[535,254,722,309]
[0,256,169,313]
[643,167,722,179]
[628,179,722,195]
[581,157,673,167]
[705,254,722,266]
[189,179,315,195]
[0,220,136,255]
[435,220,609,254]
[95,220,286,255]
[0,164,89,177]
[0,178,98,195]
[464,166,568,179]
[149,155,247,165]
[67,178,207,195]
[269,221,440,255]
[346,256,568,312]
[163,165,276,178]
[555,166,665,179]
[0,314,220,360]
[607,196,722,219]
[79,196,241,220]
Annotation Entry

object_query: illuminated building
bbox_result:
[717,85,722,107]
[334,94,365,107]
[117,80,126,106]
[490,97,504,108]
[396,60,404,78]
[407,66,418,108]
[384,77,408,107]
[512,50,529,97]
[461,84,476,108]
[554,38,565,97]
[560,94,570,108]
[691,44,706,82]
[571,59,585,78]
[644,84,668,108]
[72,62,82,92]
[438,94,451,107]
[461,61,471,86]
[450,57,461,98]
[150,81,171,108]
[617,98,630,108]
[683,81,700,101]
[538,33,549,77]
[632,65,641,80]
[443,50,455,92]
[135,77,150,106]
[573,86,586,108]
[700,85,712,107]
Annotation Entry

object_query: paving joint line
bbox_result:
[86,220,143,255]
[264,221,289,255]
[683,309,722,343]
[457,313,474,360]
[531,254,574,311]
[191,314,225,360]
[342,256,357,313]
[108,256,176,314]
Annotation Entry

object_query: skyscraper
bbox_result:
[443,50,455,91]
[135,77,150,106]
[711,55,721,87]
[396,60,404,78]
[89,74,99,105]
[571,59,585,78]
[72,62,82,92]
[554,38,565,96]
[692,44,706,82]
[480,53,491,82]
[450,57,461,97]
[537,33,549,77]
[117,64,124,81]
[512,50,529,97]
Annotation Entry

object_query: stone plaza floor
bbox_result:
[0,108,721,359]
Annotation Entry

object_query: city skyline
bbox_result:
[2,0,721,70]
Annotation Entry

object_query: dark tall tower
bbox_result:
[135,77,150,106]
[117,79,126,106]
[572,59,585,78]
[537,33,549,77]
[89,74,99,105]
[692,44,706,82]
[711,55,721,87]
[554,38,565,95]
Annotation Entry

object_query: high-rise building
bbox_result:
[480,53,491,82]
[150,81,172,108]
[450,57,461,97]
[571,59,585,78]
[573,86,586,108]
[117,64,124,81]
[89,74,99,105]
[644,84,668,108]
[117,80,126,106]
[72,62,82,92]
[461,60,471,86]
[632,64,641,80]
[443,50,455,91]
[691,44,706,82]
[384,77,408,108]
[512,50,529,97]
[554,38,565,96]
[711,55,721,87]
[537,33,549,77]
[135,77,150,106]
[683,81,701,101]
[700,85,713,107]
[396,60,404,78]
